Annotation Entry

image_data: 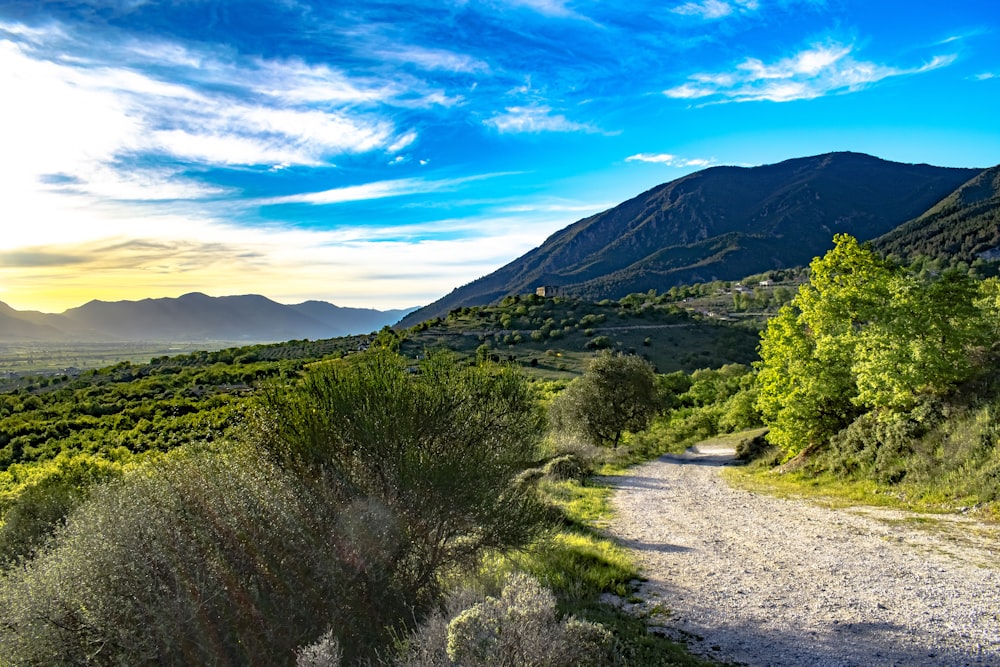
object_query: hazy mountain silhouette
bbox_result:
[0,294,415,342]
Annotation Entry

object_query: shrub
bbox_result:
[252,350,548,638]
[398,573,613,667]
[541,454,589,481]
[550,352,658,447]
[0,445,352,666]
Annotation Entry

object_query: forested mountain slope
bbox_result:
[399,153,981,327]
[874,164,1000,263]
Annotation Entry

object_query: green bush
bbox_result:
[0,454,125,567]
[541,454,589,481]
[252,350,548,632]
[549,352,658,448]
[0,445,351,666]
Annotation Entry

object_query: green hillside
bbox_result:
[875,164,1000,264]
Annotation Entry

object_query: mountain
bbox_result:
[0,294,416,343]
[874,165,1000,263]
[399,152,982,327]
[0,302,69,341]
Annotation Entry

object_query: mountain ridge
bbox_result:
[399,152,984,327]
[0,294,416,343]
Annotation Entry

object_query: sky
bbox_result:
[1,0,998,313]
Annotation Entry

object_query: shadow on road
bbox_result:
[659,451,739,467]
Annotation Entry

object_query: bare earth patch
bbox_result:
[604,444,1000,666]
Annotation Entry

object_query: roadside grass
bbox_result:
[473,450,716,666]
[721,466,911,510]
[725,465,1000,520]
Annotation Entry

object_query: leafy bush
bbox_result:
[0,454,125,567]
[550,352,658,447]
[541,454,589,481]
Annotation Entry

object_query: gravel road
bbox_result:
[605,444,1000,667]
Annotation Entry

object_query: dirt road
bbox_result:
[606,445,1000,666]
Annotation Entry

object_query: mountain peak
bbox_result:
[399,153,983,327]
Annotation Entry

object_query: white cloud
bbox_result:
[975,72,997,80]
[626,153,713,168]
[259,172,520,206]
[501,0,582,18]
[671,0,759,20]
[664,42,956,103]
[375,45,489,73]
[0,20,419,205]
[485,105,597,133]
[626,153,677,164]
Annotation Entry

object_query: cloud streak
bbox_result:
[671,0,759,20]
[485,105,598,134]
[664,42,956,103]
[625,153,714,168]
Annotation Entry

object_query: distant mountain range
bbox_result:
[0,293,416,343]
[399,152,989,327]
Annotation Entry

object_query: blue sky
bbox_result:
[1,0,998,312]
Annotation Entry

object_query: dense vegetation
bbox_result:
[396,291,765,377]
[0,329,721,665]
[875,164,1000,266]
[753,235,1000,512]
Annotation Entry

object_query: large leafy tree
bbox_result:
[756,235,891,456]
[550,351,658,447]
[756,234,991,458]
[853,270,987,412]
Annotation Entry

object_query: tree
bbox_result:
[550,352,657,447]
[853,270,988,412]
[755,235,893,456]
[756,234,991,458]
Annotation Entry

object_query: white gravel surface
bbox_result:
[605,444,1000,667]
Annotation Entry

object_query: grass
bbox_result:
[724,452,1000,520]
[480,458,717,666]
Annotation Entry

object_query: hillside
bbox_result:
[874,164,1000,263]
[0,294,414,343]
[399,152,981,327]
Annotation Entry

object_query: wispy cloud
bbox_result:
[664,42,956,103]
[625,153,714,168]
[259,172,521,206]
[974,72,997,80]
[501,0,586,19]
[485,104,597,133]
[375,45,490,73]
[0,17,437,217]
[671,0,759,20]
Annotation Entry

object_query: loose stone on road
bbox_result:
[605,444,1000,667]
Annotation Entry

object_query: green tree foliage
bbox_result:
[252,349,547,612]
[550,352,658,447]
[756,235,992,458]
[0,453,125,566]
